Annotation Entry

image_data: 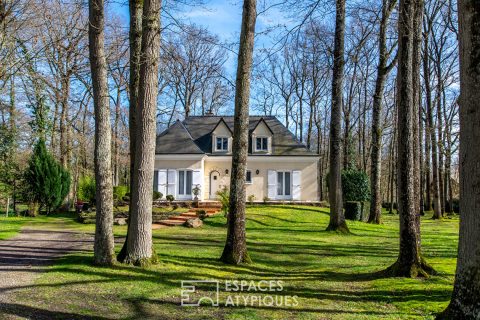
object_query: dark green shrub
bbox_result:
[153,191,163,201]
[113,185,129,202]
[341,169,370,221]
[166,194,175,202]
[341,169,370,203]
[24,139,71,214]
[78,176,96,204]
[345,201,362,221]
[196,209,207,220]
[445,198,459,214]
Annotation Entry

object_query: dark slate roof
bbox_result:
[155,116,318,156]
[155,120,204,154]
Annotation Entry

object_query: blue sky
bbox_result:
[108,0,294,74]
[109,0,244,43]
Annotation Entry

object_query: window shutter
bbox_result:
[267,170,277,200]
[158,169,167,196]
[292,170,301,200]
[167,169,177,197]
[192,170,202,199]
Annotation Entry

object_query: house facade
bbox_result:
[154,116,319,202]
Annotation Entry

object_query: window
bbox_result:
[246,170,252,184]
[216,137,228,151]
[178,170,192,196]
[256,137,268,151]
[277,171,291,198]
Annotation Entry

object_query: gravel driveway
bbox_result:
[0,228,93,319]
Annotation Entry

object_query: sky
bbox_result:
[108,0,294,74]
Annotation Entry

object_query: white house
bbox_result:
[154,116,319,202]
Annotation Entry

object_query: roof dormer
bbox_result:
[251,118,273,155]
[211,118,233,154]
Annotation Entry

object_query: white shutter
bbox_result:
[158,169,167,197]
[192,170,202,199]
[267,170,277,200]
[167,169,177,197]
[292,170,301,200]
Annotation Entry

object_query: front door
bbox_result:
[178,170,192,199]
[209,171,221,199]
[277,171,292,200]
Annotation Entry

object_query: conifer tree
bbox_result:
[25,139,71,214]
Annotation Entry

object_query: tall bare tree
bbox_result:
[117,0,143,264]
[124,0,162,265]
[88,0,115,265]
[422,3,442,219]
[368,0,397,224]
[220,0,256,265]
[438,0,480,317]
[384,0,434,277]
[326,0,348,233]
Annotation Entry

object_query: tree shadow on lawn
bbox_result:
[126,296,401,318]
[251,205,330,215]
[2,253,452,319]
[153,234,400,260]
[0,302,111,320]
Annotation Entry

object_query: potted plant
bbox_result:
[192,185,200,207]
[192,185,200,200]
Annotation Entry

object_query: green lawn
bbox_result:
[1,206,458,319]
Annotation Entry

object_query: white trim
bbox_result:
[155,154,206,160]
[214,136,229,152]
[254,136,269,152]
[177,168,193,200]
[155,154,317,162]
[205,155,318,162]
[276,170,293,200]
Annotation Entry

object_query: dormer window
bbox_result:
[256,137,268,151]
[216,137,228,152]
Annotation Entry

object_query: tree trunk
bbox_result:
[220,0,256,265]
[424,113,432,211]
[419,92,425,216]
[437,1,480,317]
[89,0,115,266]
[368,0,396,224]
[326,0,349,233]
[435,82,445,216]
[59,77,70,169]
[423,31,442,219]
[124,0,162,266]
[384,0,434,277]
[389,125,396,215]
[113,86,121,186]
[117,0,143,263]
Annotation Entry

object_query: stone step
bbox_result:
[198,202,221,208]
[191,208,218,213]
[182,212,198,217]
[157,219,185,226]
[170,216,191,221]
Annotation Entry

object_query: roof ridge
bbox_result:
[177,120,204,153]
